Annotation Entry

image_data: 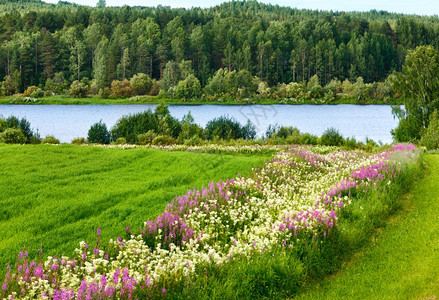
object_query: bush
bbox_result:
[0,128,26,144]
[42,135,60,144]
[98,87,111,99]
[23,86,39,97]
[205,116,243,140]
[71,137,87,145]
[344,137,358,149]
[111,104,181,143]
[420,109,439,149]
[88,120,111,144]
[152,135,175,145]
[320,127,344,146]
[112,137,127,145]
[130,73,152,95]
[300,133,319,145]
[111,79,133,98]
[138,130,157,145]
[175,74,202,100]
[149,79,160,96]
[69,80,89,98]
[3,116,34,143]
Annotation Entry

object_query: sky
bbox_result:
[41,0,439,16]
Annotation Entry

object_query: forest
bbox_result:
[1,0,439,100]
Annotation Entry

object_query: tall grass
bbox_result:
[0,144,268,277]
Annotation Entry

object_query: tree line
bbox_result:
[2,0,439,99]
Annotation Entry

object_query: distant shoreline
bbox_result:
[0,96,402,106]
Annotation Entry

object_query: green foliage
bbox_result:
[0,128,26,144]
[137,130,157,145]
[1,75,16,96]
[151,135,176,145]
[178,112,203,142]
[420,109,439,149]
[130,73,152,96]
[205,69,258,99]
[112,137,127,145]
[1,115,34,143]
[175,74,202,100]
[71,137,87,145]
[205,116,250,140]
[69,80,89,98]
[88,120,111,144]
[110,79,133,98]
[391,45,439,141]
[306,75,324,99]
[0,0,437,102]
[320,127,345,146]
[300,133,319,145]
[111,104,181,143]
[23,86,42,97]
[42,135,60,144]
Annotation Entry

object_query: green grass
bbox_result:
[0,143,269,276]
[0,95,402,105]
[298,154,439,299]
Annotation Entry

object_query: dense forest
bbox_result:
[1,0,439,100]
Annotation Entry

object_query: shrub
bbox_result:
[241,120,257,140]
[71,137,87,145]
[138,130,157,145]
[149,79,160,96]
[130,73,152,95]
[420,109,439,149]
[175,74,202,100]
[0,128,26,144]
[152,135,176,145]
[23,86,39,97]
[111,79,133,98]
[344,137,358,149]
[69,80,89,98]
[320,127,344,146]
[4,116,34,143]
[112,137,127,145]
[205,116,243,140]
[42,135,60,144]
[111,104,181,143]
[1,75,16,96]
[98,87,111,99]
[300,133,319,145]
[88,120,111,144]
[177,112,204,142]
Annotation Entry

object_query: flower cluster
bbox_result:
[1,144,418,299]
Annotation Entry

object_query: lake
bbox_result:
[0,104,399,144]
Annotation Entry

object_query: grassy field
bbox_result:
[0,95,401,105]
[298,154,439,299]
[0,144,269,275]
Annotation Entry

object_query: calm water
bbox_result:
[0,104,398,144]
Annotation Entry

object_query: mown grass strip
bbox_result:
[298,154,439,299]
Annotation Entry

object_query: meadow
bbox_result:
[0,144,269,279]
[0,143,422,299]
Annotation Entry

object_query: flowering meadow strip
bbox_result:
[1,144,419,299]
[87,143,292,155]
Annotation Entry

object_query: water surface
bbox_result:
[0,104,398,144]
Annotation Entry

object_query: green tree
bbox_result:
[88,120,111,144]
[420,109,439,150]
[93,36,109,90]
[391,45,439,142]
[175,74,202,100]
[130,73,152,95]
